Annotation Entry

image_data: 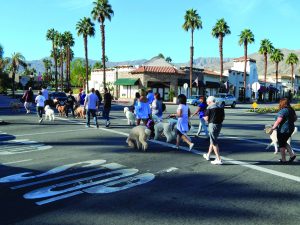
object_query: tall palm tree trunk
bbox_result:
[101,23,106,90]
[264,53,267,85]
[219,34,223,82]
[60,50,63,91]
[67,47,70,90]
[243,42,247,102]
[189,30,194,97]
[53,43,58,92]
[84,36,89,93]
[12,72,15,98]
[291,64,294,93]
[275,62,278,100]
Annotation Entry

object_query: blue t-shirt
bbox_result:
[147,92,154,104]
[276,108,295,134]
[197,102,207,118]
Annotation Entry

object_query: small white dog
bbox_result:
[44,105,55,121]
[265,125,297,154]
[126,126,152,151]
[154,118,177,143]
[124,107,135,125]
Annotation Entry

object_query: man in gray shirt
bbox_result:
[84,88,99,128]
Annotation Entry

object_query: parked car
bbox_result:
[47,92,68,107]
[187,95,203,106]
[214,93,237,108]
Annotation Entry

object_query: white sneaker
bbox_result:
[189,143,194,151]
[211,159,223,165]
[39,118,43,124]
[203,154,210,161]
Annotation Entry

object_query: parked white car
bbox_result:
[214,93,237,108]
[187,95,203,106]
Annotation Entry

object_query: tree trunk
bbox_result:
[243,42,248,102]
[275,62,278,100]
[60,48,63,91]
[101,23,106,90]
[84,36,89,93]
[264,53,267,85]
[53,42,58,92]
[12,72,15,98]
[189,30,194,97]
[291,64,294,93]
[219,34,223,82]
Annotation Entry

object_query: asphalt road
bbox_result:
[0,103,300,225]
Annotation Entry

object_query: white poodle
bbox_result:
[124,107,135,125]
[154,118,177,143]
[265,125,297,154]
[44,105,55,121]
[126,126,152,151]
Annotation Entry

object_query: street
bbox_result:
[0,103,300,225]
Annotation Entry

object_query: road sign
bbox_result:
[20,77,29,86]
[252,82,261,92]
[183,83,188,89]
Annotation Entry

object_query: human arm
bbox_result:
[271,117,283,131]
[191,106,201,117]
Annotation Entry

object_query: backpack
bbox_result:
[162,103,166,112]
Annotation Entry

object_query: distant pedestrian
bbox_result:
[41,86,49,101]
[84,88,99,128]
[203,96,225,165]
[152,93,163,121]
[35,91,46,123]
[80,91,86,106]
[191,96,208,137]
[136,89,151,126]
[132,92,140,114]
[172,94,194,150]
[269,98,297,163]
[66,91,76,118]
[103,88,112,127]
[22,87,34,114]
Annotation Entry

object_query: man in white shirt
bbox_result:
[35,91,46,123]
[84,88,99,128]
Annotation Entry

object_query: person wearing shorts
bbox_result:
[203,96,225,165]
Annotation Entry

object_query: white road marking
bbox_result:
[2,159,32,165]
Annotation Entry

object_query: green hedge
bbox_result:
[248,104,300,114]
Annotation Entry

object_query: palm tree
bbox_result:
[63,31,75,91]
[238,29,255,102]
[91,0,114,90]
[183,9,202,96]
[211,18,231,82]
[286,53,299,93]
[56,32,66,90]
[43,58,53,80]
[166,57,172,63]
[76,17,95,92]
[0,44,3,59]
[259,39,274,86]
[46,28,59,91]
[270,49,284,99]
[8,52,27,97]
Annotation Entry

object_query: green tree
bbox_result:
[63,31,75,90]
[158,53,165,58]
[270,49,284,98]
[91,0,114,90]
[8,52,27,97]
[76,17,95,92]
[46,28,59,91]
[259,39,274,86]
[42,58,52,78]
[55,32,66,90]
[0,45,10,93]
[212,18,231,82]
[182,8,202,96]
[238,29,255,102]
[93,61,103,69]
[286,53,299,92]
[166,57,172,63]
[70,59,89,87]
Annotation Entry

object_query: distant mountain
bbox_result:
[26,49,300,76]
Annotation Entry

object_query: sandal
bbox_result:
[289,155,296,162]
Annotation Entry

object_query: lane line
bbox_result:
[2,159,32,165]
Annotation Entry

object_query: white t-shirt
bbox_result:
[85,93,98,110]
[35,95,46,107]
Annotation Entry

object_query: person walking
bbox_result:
[203,96,225,165]
[41,86,49,102]
[103,88,112,127]
[152,92,163,121]
[65,91,76,118]
[269,98,297,163]
[172,94,194,150]
[191,96,209,137]
[136,90,151,126]
[80,91,86,106]
[146,89,154,105]
[35,91,46,123]
[95,90,102,116]
[84,88,99,128]
[22,87,34,114]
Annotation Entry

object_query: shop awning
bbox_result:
[114,78,139,86]
[206,81,220,88]
[178,79,205,87]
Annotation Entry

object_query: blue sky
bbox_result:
[1,0,299,63]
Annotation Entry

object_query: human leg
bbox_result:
[200,118,209,136]
[196,120,202,136]
[86,109,91,127]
